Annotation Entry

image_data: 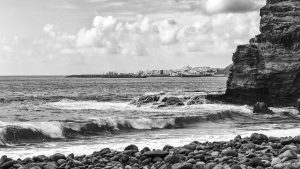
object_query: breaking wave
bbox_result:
[0,111,249,145]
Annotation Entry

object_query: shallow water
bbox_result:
[0,76,299,159]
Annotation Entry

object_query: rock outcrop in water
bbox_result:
[223,0,300,106]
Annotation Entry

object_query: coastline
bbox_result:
[2,133,300,169]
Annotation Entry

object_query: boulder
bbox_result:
[143,150,169,158]
[49,153,66,162]
[163,145,174,151]
[230,165,242,169]
[160,163,172,169]
[278,150,297,162]
[0,155,8,166]
[221,148,238,157]
[244,158,263,168]
[124,144,139,152]
[164,155,181,164]
[172,163,193,169]
[0,160,15,169]
[44,162,58,169]
[250,133,268,144]
[193,162,205,169]
[271,158,282,167]
[253,102,274,114]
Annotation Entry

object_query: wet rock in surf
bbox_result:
[253,102,274,114]
[186,96,205,105]
[160,97,184,107]
[131,95,161,106]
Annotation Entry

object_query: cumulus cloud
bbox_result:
[0,12,260,75]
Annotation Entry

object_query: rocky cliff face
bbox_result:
[224,0,300,106]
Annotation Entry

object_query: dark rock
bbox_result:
[23,162,46,169]
[49,153,66,161]
[142,157,152,165]
[193,162,205,169]
[212,164,224,169]
[219,0,300,107]
[164,155,181,164]
[253,102,274,114]
[0,160,15,169]
[204,163,217,169]
[44,162,58,169]
[32,155,47,162]
[125,144,139,152]
[98,148,111,156]
[221,148,238,157]
[281,137,294,145]
[119,154,130,163]
[230,165,242,169]
[278,150,297,162]
[128,157,138,164]
[135,95,160,105]
[57,159,67,166]
[193,154,205,161]
[160,163,172,169]
[269,136,280,143]
[183,144,196,151]
[141,147,151,154]
[67,153,74,159]
[0,155,8,166]
[162,97,184,106]
[250,133,268,144]
[163,145,174,151]
[143,150,169,158]
[244,158,263,168]
[30,167,42,169]
[153,157,163,163]
[186,96,205,105]
[172,163,193,169]
[293,135,300,143]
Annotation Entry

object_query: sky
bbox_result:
[0,0,265,75]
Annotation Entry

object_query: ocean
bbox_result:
[0,76,299,159]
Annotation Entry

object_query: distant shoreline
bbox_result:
[65,74,228,78]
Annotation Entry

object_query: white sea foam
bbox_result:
[48,100,253,114]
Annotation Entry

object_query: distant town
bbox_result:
[138,65,222,77]
[66,65,231,78]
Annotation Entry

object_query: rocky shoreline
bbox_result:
[2,133,300,169]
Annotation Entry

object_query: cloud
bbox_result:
[175,0,264,14]
[205,0,260,14]
[0,12,260,75]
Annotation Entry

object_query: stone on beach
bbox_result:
[143,150,169,158]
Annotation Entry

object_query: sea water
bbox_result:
[0,76,298,159]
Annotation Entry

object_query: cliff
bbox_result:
[224,0,300,106]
